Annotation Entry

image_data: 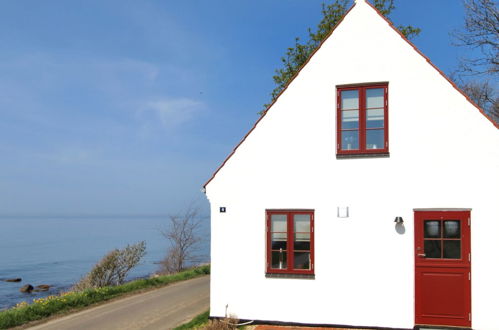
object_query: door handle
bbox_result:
[417,253,426,257]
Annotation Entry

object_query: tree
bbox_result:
[453,0,498,76]
[457,79,499,123]
[452,0,498,123]
[262,0,420,113]
[160,206,203,274]
[73,241,146,291]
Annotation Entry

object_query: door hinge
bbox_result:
[468,272,471,281]
[468,218,471,226]
[469,312,471,321]
[468,253,471,262]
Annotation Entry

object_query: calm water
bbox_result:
[0,216,210,310]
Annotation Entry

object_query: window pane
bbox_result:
[443,241,461,259]
[341,130,359,150]
[294,233,310,250]
[341,90,359,110]
[424,220,441,238]
[366,88,384,108]
[293,252,310,270]
[366,129,384,149]
[424,240,442,258]
[294,214,310,232]
[366,108,384,128]
[341,110,359,129]
[272,232,287,240]
[271,250,287,269]
[272,233,287,250]
[271,215,287,232]
[444,221,460,238]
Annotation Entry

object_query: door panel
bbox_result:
[414,211,471,328]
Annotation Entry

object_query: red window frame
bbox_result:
[266,210,314,275]
[336,84,389,155]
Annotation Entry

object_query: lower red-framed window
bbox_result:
[266,210,314,274]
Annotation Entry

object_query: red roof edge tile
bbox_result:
[363,0,499,130]
[203,3,357,189]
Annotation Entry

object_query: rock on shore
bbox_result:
[33,285,51,292]
[20,284,34,293]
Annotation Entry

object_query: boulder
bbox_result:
[20,284,33,293]
[33,285,51,292]
[2,278,22,282]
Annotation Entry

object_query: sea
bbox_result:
[0,215,210,310]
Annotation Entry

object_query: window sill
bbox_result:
[336,152,389,159]
[265,273,315,280]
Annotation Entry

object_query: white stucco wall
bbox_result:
[205,1,499,329]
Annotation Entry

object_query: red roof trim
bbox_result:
[203,3,357,189]
[204,0,498,189]
[363,0,499,130]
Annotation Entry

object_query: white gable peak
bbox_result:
[354,0,367,4]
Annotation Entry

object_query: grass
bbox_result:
[174,310,210,329]
[175,311,252,330]
[0,265,210,329]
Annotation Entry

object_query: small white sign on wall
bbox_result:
[337,206,349,218]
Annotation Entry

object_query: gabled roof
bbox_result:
[204,0,498,189]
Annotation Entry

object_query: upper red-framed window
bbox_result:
[336,84,389,155]
[266,210,314,275]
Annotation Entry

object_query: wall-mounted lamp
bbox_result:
[220,207,226,213]
[394,216,404,224]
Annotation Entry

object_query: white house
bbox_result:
[203,0,499,329]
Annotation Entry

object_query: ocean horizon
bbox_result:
[0,215,210,310]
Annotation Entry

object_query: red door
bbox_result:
[414,210,471,328]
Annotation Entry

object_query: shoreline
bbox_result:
[0,266,210,329]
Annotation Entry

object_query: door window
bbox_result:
[424,220,461,259]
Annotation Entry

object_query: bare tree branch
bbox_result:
[450,0,499,124]
[160,206,204,274]
[451,75,499,123]
[453,0,499,76]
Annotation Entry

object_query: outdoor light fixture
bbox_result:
[394,216,404,224]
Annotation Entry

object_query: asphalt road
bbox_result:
[27,275,210,330]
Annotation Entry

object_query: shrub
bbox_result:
[73,241,146,291]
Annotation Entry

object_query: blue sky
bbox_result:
[0,0,466,215]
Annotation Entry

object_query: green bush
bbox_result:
[73,241,147,291]
[0,265,210,329]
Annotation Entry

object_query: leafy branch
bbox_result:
[261,0,420,114]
